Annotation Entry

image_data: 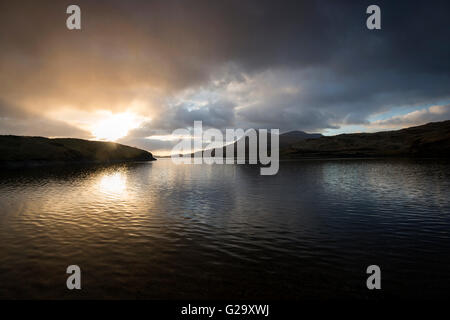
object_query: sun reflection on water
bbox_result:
[97,171,128,196]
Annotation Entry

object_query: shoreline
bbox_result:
[0,158,156,169]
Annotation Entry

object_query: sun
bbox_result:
[92,112,141,141]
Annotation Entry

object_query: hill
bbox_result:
[192,130,322,158]
[278,131,322,148]
[0,136,156,166]
[283,120,450,158]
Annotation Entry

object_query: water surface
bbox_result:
[0,159,449,299]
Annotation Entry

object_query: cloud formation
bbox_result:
[0,0,449,153]
[369,105,450,129]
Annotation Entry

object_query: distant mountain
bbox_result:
[192,130,322,158]
[0,136,156,167]
[283,120,450,158]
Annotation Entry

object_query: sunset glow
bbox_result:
[0,0,449,302]
[91,112,142,141]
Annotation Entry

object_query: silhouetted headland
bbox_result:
[0,136,156,167]
[190,120,450,159]
[283,120,450,158]
[191,130,322,158]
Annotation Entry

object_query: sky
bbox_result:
[0,0,449,155]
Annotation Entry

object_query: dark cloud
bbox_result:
[0,0,449,148]
[149,99,236,131]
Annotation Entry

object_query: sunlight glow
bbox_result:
[92,112,142,141]
[98,172,127,195]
